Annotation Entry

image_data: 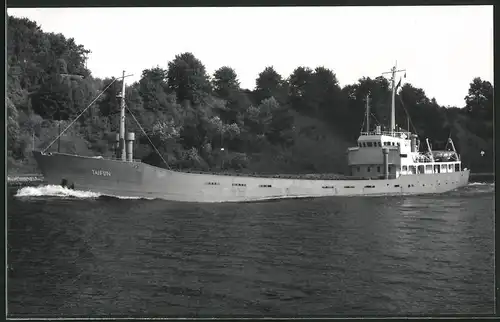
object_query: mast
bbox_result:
[426,138,435,162]
[382,63,406,134]
[391,68,396,132]
[365,94,370,132]
[119,70,126,161]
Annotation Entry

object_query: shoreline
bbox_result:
[7,174,45,184]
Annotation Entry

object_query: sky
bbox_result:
[7,6,493,108]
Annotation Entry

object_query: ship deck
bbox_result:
[180,170,375,181]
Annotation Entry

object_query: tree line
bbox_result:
[6,16,494,174]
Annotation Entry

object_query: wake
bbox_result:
[14,185,150,200]
[468,182,495,187]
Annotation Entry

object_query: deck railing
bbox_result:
[87,155,143,163]
[40,151,143,163]
[360,131,412,138]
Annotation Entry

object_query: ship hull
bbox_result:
[33,151,470,203]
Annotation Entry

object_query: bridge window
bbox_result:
[455,163,460,172]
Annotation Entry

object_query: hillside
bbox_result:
[6,16,493,176]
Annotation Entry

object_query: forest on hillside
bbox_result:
[6,16,494,175]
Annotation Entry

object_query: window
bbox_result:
[232,183,246,187]
[377,166,381,173]
[384,142,389,146]
[448,164,452,170]
[356,166,360,172]
[358,142,362,147]
[367,167,371,173]
[377,142,382,147]
[364,185,375,188]
[362,142,366,147]
[206,182,220,185]
[322,186,334,189]
[402,166,408,171]
[394,184,400,187]
[455,163,460,172]
[344,185,355,188]
[367,142,373,147]
[259,184,272,188]
[397,142,400,146]
[425,165,432,171]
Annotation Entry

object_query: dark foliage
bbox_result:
[6,16,493,174]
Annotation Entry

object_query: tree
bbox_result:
[7,97,20,154]
[97,77,122,118]
[166,52,212,104]
[213,66,240,98]
[464,77,493,120]
[254,66,288,105]
[31,74,74,120]
[288,66,314,113]
[309,66,342,118]
[212,66,251,125]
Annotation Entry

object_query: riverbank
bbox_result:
[7,174,45,186]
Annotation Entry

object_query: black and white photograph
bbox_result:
[6,4,494,318]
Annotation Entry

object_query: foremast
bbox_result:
[118,70,127,161]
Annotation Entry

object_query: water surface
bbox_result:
[7,182,495,317]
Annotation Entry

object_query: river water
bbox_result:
[7,181,495,317]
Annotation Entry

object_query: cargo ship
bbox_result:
[33,65,470,202]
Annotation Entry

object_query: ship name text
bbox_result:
[92,169,111,177]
